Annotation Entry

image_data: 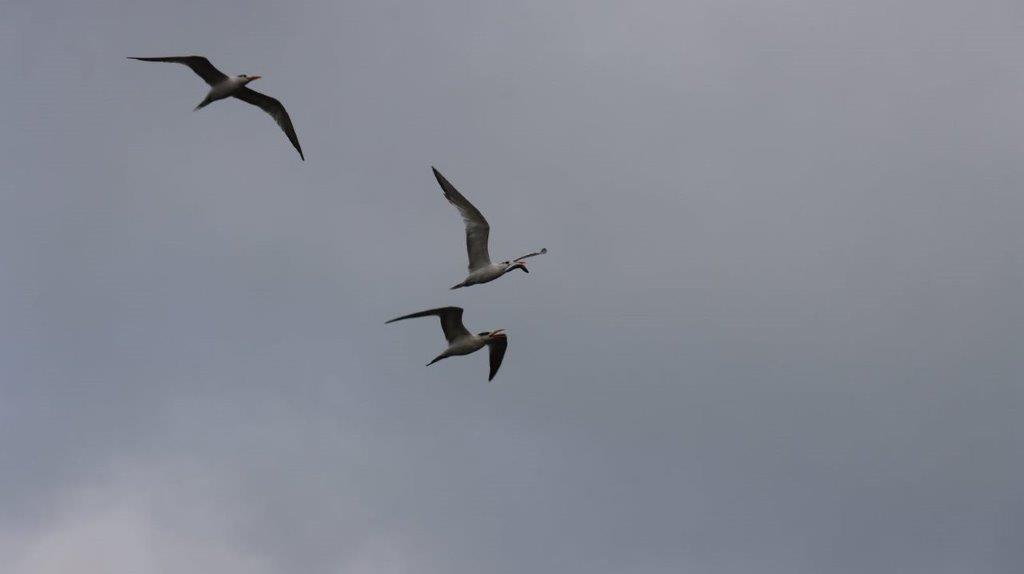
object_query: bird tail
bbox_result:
[426,353,448,366]
[193,95,213,111]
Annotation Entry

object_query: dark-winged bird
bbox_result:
[386,306,508,381]
[129,56,304,160]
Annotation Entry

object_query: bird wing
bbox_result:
[515,248,548,262]
[487,335,508,381]
[128,56,228,86]
[432,167,491,271]
[385,306,469,344]
[233,87,305,160]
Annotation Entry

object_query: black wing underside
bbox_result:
[233,87,305,160]
[128,56,228,86]
[386,306,469,343]
[487,336,507,381]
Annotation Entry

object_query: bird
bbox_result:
[432,167,546,289]
[386,306,508,381]
[128,56,304,160]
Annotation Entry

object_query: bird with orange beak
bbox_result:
[129,55,304,160]
[386,307,509,381]
[431,167,547,289]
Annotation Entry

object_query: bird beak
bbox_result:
[491,329,506,337]
[249,75,262,81]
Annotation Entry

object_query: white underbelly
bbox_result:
[210,79,244,99]
[466,265,504,284]
[448,338,486,356]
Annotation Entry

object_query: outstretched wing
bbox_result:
[515,248,548,262]
[233,87,305,160]
[432,167,490,271]
[487,334,508,381]
[128,56,228,86]
[386,306,469,343]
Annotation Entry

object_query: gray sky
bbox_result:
[1,0,1022,572]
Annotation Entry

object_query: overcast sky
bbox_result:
[1,1,1022,572]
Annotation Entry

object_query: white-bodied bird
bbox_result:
[129,56,304,160]
[386,306,508,381]
[432,167,546,288]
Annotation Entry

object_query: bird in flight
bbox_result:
[128,56,304,160]
[432,167,546,289]
[386,306,508,381]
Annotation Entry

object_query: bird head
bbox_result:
[481,329,507,341]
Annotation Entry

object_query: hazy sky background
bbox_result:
[1,1,1022,572]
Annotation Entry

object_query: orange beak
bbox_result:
[249,75,262,81]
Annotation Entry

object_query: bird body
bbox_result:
[129,56,304,160]
[431,167,546,288]
[193,74,257,110]
[452,263,517,289]
[428,333,489,364]
[386,306,508,381]
[203,75,252,102]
